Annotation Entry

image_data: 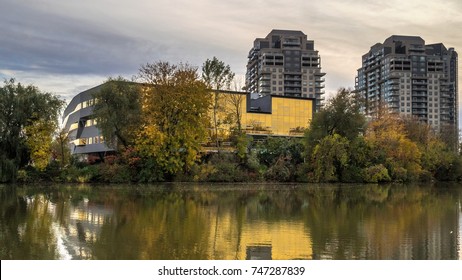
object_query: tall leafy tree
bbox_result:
[136,61,211,177]
[0,79,64,181]
[305,88,365,155]
[202,57,235,149]
[92,77,142,149]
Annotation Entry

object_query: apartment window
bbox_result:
[272,87,276,91]
[272,81,276,85]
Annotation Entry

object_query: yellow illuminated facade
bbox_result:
[211,91,313,141]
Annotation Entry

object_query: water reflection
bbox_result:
[0,183,461,260]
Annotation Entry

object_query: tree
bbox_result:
[136,61,211,177]
[201,57,235,149]
[305,88,365,156]
[92,77,142,149]
[50,128,71,168]
[0,79,64,181]
[311,134,349,182]
[225,79,246,133]
[365,112,422,181]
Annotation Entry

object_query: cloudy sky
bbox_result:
[1,0,461,109]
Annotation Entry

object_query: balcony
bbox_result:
[412,103,427,109]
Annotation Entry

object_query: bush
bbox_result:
[363,164,391,183]
[264,156,291,182]
[98,163,130,183]
[61,165,99,183]
[341,165,365,183]
[136,157,164,182]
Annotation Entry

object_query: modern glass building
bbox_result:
[246,30,325,111]
[355,35,458,132]
[63,84,314,156]
[62,84,113,157]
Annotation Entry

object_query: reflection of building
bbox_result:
[62,84,114,157]
[49,198,113,260]
[246,30,325,111]
[355,35,458,132]
[208,210,312,260]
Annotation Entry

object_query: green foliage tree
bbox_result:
[305,88,365,156]
[136,61,211,177]
[0,79,64,181]
[92,77,142,149]
[311,134,349,182]
[201,57,235,149]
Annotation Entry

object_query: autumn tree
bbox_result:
[136,61,211,178]
[202,57,235,149]
[0,79,64,181]
[92,77,142,149]
[365,112,422,181]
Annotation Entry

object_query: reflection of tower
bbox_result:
[246,244,272,260]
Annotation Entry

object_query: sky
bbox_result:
[1,0,461,116]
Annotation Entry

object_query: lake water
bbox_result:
[0,183,461,260]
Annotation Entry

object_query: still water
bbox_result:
[0,183,461,260]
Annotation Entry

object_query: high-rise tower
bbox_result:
[355,35,458,133]
[246,30,325,111]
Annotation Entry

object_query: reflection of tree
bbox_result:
[0,187,58,259]
[92,191,213,259]
[302,185,460,259]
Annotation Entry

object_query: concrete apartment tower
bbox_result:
[355,35,458,133]
[246,29,326,111]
